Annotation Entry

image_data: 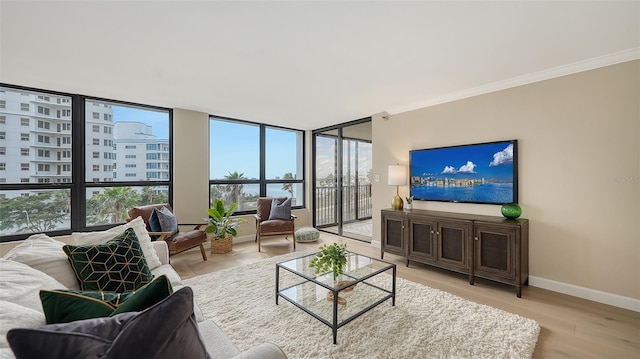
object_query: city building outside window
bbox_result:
[0,85,172,240]
[84,100,171,227]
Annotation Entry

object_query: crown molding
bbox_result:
[388,47,640,115]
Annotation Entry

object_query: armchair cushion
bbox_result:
[268,198,292,220]
[259,220,295,234]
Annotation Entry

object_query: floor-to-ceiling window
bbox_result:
[0,84,172,242]
[209,116,304,213]
[313,118,372,242]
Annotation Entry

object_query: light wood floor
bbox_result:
[171,233,640,359]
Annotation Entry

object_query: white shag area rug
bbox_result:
[184,251,540,359]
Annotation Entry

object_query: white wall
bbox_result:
[371,60,639,307]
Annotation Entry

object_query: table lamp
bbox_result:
[388,165,406,210]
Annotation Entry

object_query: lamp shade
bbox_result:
[388,165,407,186]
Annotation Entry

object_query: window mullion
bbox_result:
[259,124,266,197]
[71,95,86,231]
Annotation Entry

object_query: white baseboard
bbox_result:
[528,276,640,312]
[371,238,639,311]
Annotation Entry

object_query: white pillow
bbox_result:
[71,216,162,270]
[2,233,80,289]
[0,300,46,350]
[0,259,66,313]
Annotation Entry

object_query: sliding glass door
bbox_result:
[313,119,372,242]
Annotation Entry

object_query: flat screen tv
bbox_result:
[409,140,518,204]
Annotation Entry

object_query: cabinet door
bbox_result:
[473,224,516,281]
[408,216,436,263]
[381,211,406,257]
[436,219,472,271]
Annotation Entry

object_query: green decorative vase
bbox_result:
[501,203,522,219]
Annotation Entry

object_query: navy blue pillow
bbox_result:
[149,208,162,232]
[149,207,177,235]
[156,206,178,234]
[268,198,292,220]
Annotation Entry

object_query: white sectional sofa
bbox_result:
[0,225,286,359]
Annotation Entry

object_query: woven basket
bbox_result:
[210,235,233,254]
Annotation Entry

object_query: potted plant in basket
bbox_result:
[205,199,246,254]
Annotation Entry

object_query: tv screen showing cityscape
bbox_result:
[409,140,518,204]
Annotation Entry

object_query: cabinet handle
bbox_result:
[475,237,478,241]
[436,231,440,235]
[430,230,434,234]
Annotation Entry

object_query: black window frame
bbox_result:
[0,83,173,242]
[209,115,305,215]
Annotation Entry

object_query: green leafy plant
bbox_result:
[205,199,246,239]
[406,196,414,204]
[309,243,349,281]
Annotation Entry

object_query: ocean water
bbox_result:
[411,183,514,204]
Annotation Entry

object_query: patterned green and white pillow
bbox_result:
[63,228,153,292]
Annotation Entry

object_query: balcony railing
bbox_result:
[315,184,372,227]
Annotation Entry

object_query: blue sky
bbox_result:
[112,106,301,180]
[111,106,368,182]
[209,120,301,179]
[113,105,169,139]
[410,141,515,181]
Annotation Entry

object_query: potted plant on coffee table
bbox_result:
[205,199,245,254]
[309,243,355,304]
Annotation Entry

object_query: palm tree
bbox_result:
[88,187,139,224]
[140,186,154,205]
[281,172,295,200]
[223,171,246,206]
[138,186,168,206]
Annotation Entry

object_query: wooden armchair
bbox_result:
[254,197,296,252]
[127,203,207,261]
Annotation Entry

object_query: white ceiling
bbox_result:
[1,1,638,130]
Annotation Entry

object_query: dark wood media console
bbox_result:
[381,208,529,297]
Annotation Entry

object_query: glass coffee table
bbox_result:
[276,251,396,344]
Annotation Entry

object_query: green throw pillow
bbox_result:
[40,275,173,324]
[63,228,153,292]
